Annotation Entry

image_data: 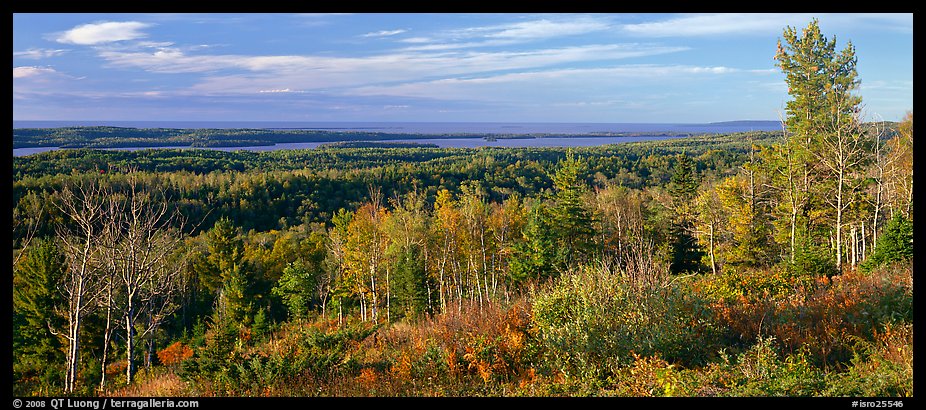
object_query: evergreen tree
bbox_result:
[272,261,316,319]
[861,213,913,272]
[667,154,704,274]
[549,151,597,270]
[204,217,253,325]
[776,18,868,270]
[509,204,558,284]
[208,217,244,283]
[668,154,699,203]
[13,238,66,394]
[391,244,429,320]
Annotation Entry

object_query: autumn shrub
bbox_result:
[824,322,913,397]
[158,341,194,368]
[696,264,817,304]
[608,354,685,397]
[338,298,541,396]
[108,367,192,397]
[702,264,912,367]
[530,263,723,384]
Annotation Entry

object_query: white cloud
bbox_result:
[620,13,913,37]
[92,43,690,95]
[258,88,301,93]
[346,64,755,101]
[14,48,68,59]
[485,18,611,40]
[362,29,407,38]
[56,21,152,45]
[136,41,175,48]
[13,66,58,79]
[622,14,804,37]
[400,16,613,51]
[399,37,432,44]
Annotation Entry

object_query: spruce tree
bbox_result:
[668,154,704,274]
[861,213,913,272]
[13,238,66,394]
[549,151,596,270]
[391,244,429,320]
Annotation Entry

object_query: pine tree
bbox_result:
[776,18,869,271]
[205,217,252,325]
[668,154,699,203]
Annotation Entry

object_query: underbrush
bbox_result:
[693,263,912,367]
[123,263,910,397]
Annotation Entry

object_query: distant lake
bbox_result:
[12,120,781,134]
[13,135,686,157]
[12,120,782,157]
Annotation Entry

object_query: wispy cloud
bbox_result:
[346,64,762,102]
[55,21,152,45]
[13,66,59,79]
[362,29,407,38]
[91,43,690,94]
[621,13,913,37]
[400,16,613,51]
[482,18,611,40]
[622,14,803,37]
[258,88,302,93]
[14,48,68,59]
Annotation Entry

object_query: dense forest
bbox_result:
[11,20,912,397]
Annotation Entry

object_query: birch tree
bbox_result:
[108,175,187,385]
[53,179,108,393]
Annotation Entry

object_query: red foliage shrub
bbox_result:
[158,342,194,367]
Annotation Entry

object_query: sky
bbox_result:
[12,13,914,123]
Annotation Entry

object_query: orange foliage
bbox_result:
[705,266,912,365]
[157,342,194,367]
[356,367,379,389]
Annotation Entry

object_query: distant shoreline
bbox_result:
[13,120,784,135]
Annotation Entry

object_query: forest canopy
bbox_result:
[11,20,912,398]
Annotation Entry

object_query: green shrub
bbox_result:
[724,337,825,397]
[530,264,722,383]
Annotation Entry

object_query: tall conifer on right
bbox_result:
[775,19,870,271]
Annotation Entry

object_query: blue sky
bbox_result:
[12,13,913,123]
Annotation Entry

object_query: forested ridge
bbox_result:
[12,125,697,149]
[12,20,912,398]
[12,127,481,149]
